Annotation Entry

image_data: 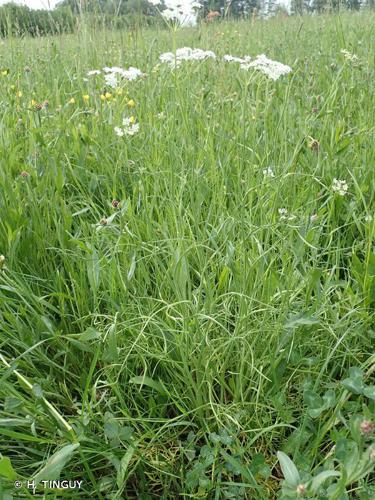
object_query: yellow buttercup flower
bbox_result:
[129,115,136,124]
[1,70,8,76]
[69,97,75,104]
[100,94,106,101]
[115,88,123,96]
[16,91,22,98]
[127,99,135,108]
[31,99,37,106]
[105,92,112,100]
[83,95,90,102]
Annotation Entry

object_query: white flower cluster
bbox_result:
[158,49,291,78]
[340,49,359,63]
[239,54,292,81]
[224,53,292,80]
[87,66,145,88]
[160,47,216,68]
[114,117,140,137]
[332,178,348,196]
[262,167,275,178]
[161,8,177,21]
[278,208,297,221]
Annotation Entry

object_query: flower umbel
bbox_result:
[115,117,139,137]
[262,167,275,178]
[332,178,348,196]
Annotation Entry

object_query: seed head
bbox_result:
[308,138,320,152]
[100,217,108,226]
[111,199,120,208]
[296,484,307,496]
[360,420,374,436]
[20,170,29,178]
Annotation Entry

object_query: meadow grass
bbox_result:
[0,11,374,499]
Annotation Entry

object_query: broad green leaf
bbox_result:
[363,385,375,400]
[218,266,230,292]
[341,377,364,395]
[348,367,363,379]
[285,313,319,329]
[277,451,300,486]
[129,376,167,395]
[310,470,340,492]
[116,446,135,489]
[304,389,324,418]
[104,420,119,440]
[33,443,80,486]
[0,456,17,480]
[77,327,101,341]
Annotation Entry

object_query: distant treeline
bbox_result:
[0,0,375,37]
[0,1,158,37]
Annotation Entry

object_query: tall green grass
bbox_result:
[0,12,374,499]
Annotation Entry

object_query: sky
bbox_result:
[0,0,58,7]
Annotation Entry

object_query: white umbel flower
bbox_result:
[332,178,348,196]
[114,126,125,137]
[104,72,118,88]
[160,47,216,68]
[340,49,359,63]
[102,66,145,88]
[240,54,292,81]
[162,8,178,21]
[262,167,275,178]
[114,118,140,137]
[87,69,101,76]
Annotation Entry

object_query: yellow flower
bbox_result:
[31,99,37,106]
[129,115,136,124]
[105,92,112,100]
[127,99,135,108]
[1,70,8,76]
[16,90,22,98]
[100,94,106,101]
[83,95,90,102]
[10,84,15,90]
[116,88,123,96]
[69,97,75,104]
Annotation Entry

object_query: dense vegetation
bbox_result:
[0,9,374,500]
